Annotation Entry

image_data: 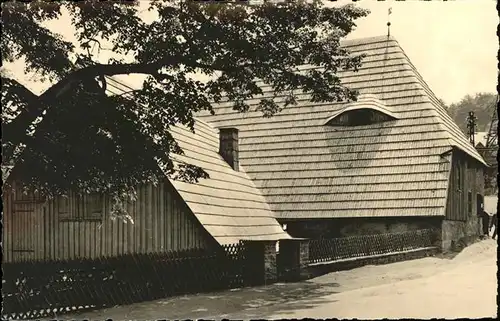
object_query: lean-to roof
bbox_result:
[3,77,290,245]
[197,35,487,220]
[168,119,290,244]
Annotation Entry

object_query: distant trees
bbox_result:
[446,93,497,134]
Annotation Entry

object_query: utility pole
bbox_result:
[466,111,477,146]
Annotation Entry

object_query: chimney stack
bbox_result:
[219,128,239,171]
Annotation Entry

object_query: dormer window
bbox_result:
[324,94,398,127]
[327,108,395,126]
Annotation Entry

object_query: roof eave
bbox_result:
[442,146,489,168]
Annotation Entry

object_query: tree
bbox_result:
[446,92,497,134]
[2,0,369,205]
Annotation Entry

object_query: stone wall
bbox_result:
[278,239,310,281]
[441,216,481,252]
[285,217,442,239]
[243,240,278,285]
[338,217,442,237]
[263,241,277,284]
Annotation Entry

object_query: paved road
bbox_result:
[66,239,497,320]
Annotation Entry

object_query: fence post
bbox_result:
[242,240,278,286]
[279,238,310,282]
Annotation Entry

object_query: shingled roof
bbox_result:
[168,119,291,244]
[197,35,487,220]
[3,76,290,246]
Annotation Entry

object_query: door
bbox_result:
[10,186,46,262]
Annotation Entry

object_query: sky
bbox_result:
[4,0,498,105]
[341,0,498,105]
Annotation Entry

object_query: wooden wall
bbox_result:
[445,149,485,221]
[2,181,217,263]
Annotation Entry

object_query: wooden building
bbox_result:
[3,36,487,261]
[197,36,488,251]
[2,120,290,262]
[473,132,488,149]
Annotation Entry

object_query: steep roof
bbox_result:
[3,77,290,245]
[168,119,290,244]
[197,35,487,220]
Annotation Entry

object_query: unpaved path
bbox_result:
[65,239,498,320]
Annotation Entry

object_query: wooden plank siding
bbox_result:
[2,181,217,263]
[445,150,485,221]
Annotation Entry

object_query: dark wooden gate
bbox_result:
[9,187,46,262]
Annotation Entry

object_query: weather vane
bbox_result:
[387,7,392,37]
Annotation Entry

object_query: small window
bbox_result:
[58,193,104,221]
[327,108,394,127]
[457,162,462,192]
[477,194,484,216]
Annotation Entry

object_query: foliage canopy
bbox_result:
[2,0,368,203]
[446,92,497,133]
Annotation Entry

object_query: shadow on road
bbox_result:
[67,280,340,320]
[65,239,497,320]
[212,280,340,319]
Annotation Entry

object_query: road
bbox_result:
[66,239,498,320]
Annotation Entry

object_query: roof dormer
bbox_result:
[324,94,398,126]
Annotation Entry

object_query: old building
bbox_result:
[2,120,290,262]
[197,35,488,251]
[3,36,487,261]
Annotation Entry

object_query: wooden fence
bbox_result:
[3,229,441,319]
[2,243,246,320]
[308,229,438,264]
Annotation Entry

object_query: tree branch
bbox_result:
[4,51,297,174]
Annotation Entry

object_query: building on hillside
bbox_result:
[197,35,488,251]
[2,120,290,262]
[475,100,498,195]
[473,132,488,149]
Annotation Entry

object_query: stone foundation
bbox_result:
[441,217,481,252]
[278,239,310,281]
[243,240,277,285]
[284,217,442,239]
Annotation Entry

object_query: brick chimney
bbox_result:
[219,128,239,171]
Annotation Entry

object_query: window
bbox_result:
[477,194,484,216]
[58,193,104,221]
[457,162,462,192]
[326,108,395,127]
[468,191,472,216]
